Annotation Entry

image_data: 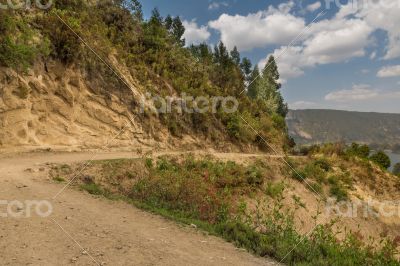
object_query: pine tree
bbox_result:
[150,8,163,25]
[172,16,185,46]
[122,0,143,22]
[230,46,240,65]
[214,42,230,67]
[164,15,173,31]
[247,66,260,99]
[262,55,281,90]
[240,57,252,81]
[261,56,287,117]
[247,55,288,117]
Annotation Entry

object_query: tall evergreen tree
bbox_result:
[230,46,240,65]
[150,8,163,25]
[127,0,143,22]
[240,57,252,81]
[172,16,185,46]
[247,56,288,117]
[214,42,230,67]
[262,55,281,90]
[164,15,173,31]
[247,66,260,99]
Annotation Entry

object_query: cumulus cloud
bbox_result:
[208,1,305,51]
[377,65,400,78]
[208,1,229,10]
[348,0,400,59]
[325,84,379,102]
[182,20,211,46]
[258,17,373,82]
[257,3,374,81]
[306,1,321,12]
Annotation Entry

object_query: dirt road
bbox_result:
[0,151,278,266]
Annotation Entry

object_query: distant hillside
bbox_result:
[287,109,400,147]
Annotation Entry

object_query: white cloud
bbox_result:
[325,84,379,102]
[208,2,305,51]
[257,4,374,81]
[258,18,372,82]
[354,0,400,59]
[303,18,372,64]
[306,1,321,12]
[208,1,229,10]
[182,20,211,46]
[377,65,400,78]
[369,51,377,59]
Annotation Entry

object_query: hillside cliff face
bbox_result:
[0,61,219,152]
[287,109,400,146]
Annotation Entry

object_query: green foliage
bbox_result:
[328,175,349,201]
[39,10,84,64]
[292,169,307,182]
[265,182,285,198]
[131,157,265,223]
[81,183,104,195]
[77,156,399,265]
[314,158,331,172]
[0,11,42,70]
[53,176,66,183]
[248,56,288,117]
[370,151,391,169]
[347,143,370,158]
[145,158,153,169]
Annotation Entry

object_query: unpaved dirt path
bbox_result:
[0,151,279,266]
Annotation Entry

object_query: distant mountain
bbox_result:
[287,109,400,147]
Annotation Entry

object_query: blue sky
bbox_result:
[141,0,400,113]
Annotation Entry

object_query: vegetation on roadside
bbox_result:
[297,142,392,170]
[51,157,400,265]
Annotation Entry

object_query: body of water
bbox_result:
[386,151,400,172]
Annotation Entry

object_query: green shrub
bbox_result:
[370,151,391,170]
[304,163,327,183]
[291,169,307,182]
[314,158,331,172]
[328,176,348,201]
[53,176,66,183]
[346,143,370,158]
[131,157,265,223]
[81,183,104,195]
[265,182,285,198]
[0,13,38,70]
